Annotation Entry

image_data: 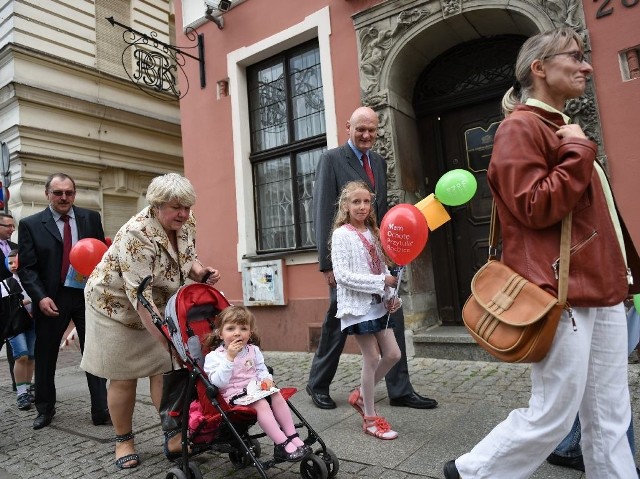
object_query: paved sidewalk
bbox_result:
[0,348,638,478]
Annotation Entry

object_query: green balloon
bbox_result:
[634,294,640,312]
[435,169,478,206]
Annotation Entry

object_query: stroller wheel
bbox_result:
[300,453,328,479]
[229,438,261,468]
[313,447,339,478]
[165,467,187,479]
[165,463,203,479]
[187,462,203,479]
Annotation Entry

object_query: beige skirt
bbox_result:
[81,302,172,380]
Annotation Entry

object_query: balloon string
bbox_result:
[384,266,404,336]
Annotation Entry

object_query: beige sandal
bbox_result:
[363,415,398,440]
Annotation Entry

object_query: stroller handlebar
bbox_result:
[136,275,163,326]
[137,275,153,302]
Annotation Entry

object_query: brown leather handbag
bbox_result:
[462,203,571,363]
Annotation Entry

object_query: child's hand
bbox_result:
[384,275,398,287]
[261,378,274,390]
[226,338,244,361]
[385,297,402,314]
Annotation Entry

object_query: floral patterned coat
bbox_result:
[85,205,197,327]
[81,206,198,379]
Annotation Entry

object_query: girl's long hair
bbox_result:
[329,181,391,264]
[203,305,261,350]
[332,181,379,235]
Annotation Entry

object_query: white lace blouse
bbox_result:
[331,225,391,321]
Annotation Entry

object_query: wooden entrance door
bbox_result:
[433,100,502,323]
[413,35,525,324]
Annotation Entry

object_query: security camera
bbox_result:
[204,0,231,12]
[205,6,224,29]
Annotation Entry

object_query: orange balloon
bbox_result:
[69,238,108,276]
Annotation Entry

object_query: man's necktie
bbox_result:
[0,240,9,257]
[61,214,72,281]
[362,153,375,187]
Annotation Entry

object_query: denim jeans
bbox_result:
[555,415,635,458]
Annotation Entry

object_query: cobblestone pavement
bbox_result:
[0,348,638,478]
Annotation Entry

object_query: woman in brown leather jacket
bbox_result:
[444,27,640,479]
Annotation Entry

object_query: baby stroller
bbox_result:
[136,276,339,479]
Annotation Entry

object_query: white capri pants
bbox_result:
[456,303,635,479]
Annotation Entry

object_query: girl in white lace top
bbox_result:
[330,181,402,440]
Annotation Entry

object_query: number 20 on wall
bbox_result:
[596,0,639,19]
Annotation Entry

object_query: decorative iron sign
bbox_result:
[107,16,205,101]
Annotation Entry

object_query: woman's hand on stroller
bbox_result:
[200,266,221,285]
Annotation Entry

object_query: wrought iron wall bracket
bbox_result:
[107,16,205,100]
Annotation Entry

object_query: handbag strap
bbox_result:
[488,202,572,305]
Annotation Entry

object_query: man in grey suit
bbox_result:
[306,106,437,410]
[18,173,108,429]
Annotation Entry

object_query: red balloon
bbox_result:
[380,204,429,265]
[69,238,108,276]
[105,237,112,247]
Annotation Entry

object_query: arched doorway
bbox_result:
[413,35,526,325]
[353,1,598,332]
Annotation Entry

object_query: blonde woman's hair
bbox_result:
[204,305,261,349]
[502,27,584,116]
[146,173,196,207]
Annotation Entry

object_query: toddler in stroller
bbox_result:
[141,278,339,479]
[203,305,308,462]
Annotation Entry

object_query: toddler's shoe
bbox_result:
[17,393,31,410]
[274,442,307,462]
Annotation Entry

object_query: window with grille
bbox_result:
[248,40,326,253]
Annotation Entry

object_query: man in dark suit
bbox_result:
[18,173,109,430]
[307,106,437,410]
[0,212,18,389]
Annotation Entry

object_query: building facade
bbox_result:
[176,0,640,352]
[0,0,183,236]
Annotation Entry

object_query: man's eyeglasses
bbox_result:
[0,224,14,228]
[542,50,586,64]
[49,190,76,197]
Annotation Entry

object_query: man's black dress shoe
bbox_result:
[389,392,438,409]
[443,460,460,479]
[546,452,585,472]
[305,385,336,409]
[33,409,56,430]
[92,409,111,426]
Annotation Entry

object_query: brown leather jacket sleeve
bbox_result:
[487,105,639,306]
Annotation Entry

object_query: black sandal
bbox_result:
[287,432,312,454]
[274,436,307,462]
[163,429,184,461]
[115,431,140,470]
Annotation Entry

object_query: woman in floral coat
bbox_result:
[81,173,220,470]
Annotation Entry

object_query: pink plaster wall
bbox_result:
[583,1,640,245]
[175,1,382,352]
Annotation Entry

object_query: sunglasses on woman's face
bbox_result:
[542,50,586,63]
